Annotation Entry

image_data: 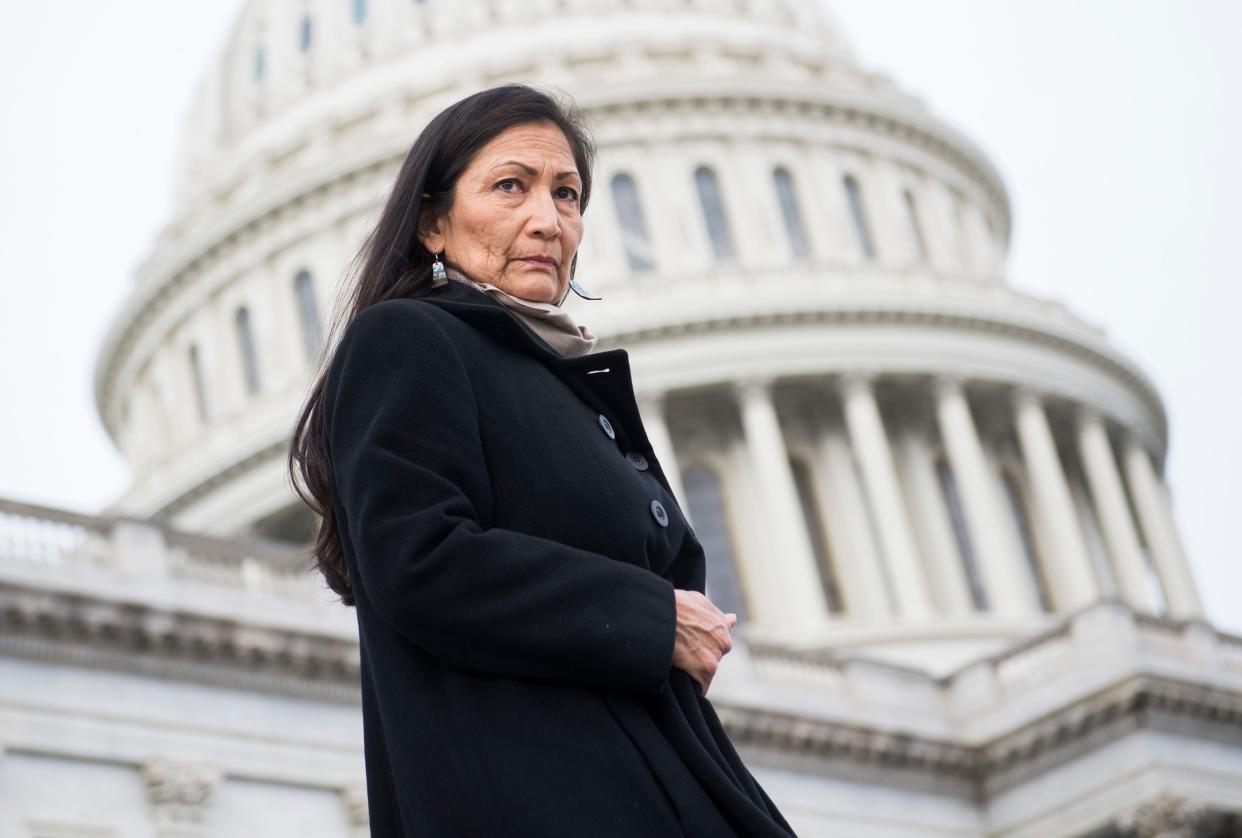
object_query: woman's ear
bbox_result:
[417,199,447,254]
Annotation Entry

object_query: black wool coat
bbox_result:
[324,278,797,837]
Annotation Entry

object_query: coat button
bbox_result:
[626,451,649,471]
[650,499,668,527]
[598,414,615,439]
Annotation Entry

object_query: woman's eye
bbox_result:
[496,178,521,192]
[556,186,580,202]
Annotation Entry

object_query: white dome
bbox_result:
[171,0,860,214]
[94,0,1179,678]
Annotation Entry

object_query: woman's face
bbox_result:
[420,121,585,304]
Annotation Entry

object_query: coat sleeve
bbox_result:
[324,300,677,695]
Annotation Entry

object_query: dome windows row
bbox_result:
[252,0,375,82]
[131,270,326,457]
[605,157,1001,277]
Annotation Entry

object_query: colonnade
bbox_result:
[639,374,1203,636]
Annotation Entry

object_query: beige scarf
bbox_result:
[444,265,598,358]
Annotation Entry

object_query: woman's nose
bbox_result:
[526,191,560,238]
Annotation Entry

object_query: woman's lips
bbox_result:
[519,257,556,269]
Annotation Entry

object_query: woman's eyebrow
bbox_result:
[491,160,580,180]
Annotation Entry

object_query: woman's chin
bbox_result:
[506,272,562,304]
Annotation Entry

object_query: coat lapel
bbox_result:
[418,282,682,507]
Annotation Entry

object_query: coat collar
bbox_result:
[415,281,682,506]
[419,278,567,362]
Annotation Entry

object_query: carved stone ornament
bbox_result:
[1116,792,1208,838]
[342,781,369,827]
[141,756,221,825]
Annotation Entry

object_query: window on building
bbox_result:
[694,166,736,261]
[610,173,655,272]
[1002,471,1053,612]
[772,167,810,261]
[187,344,209,422]
[842,174,875,259]
[904,189,928,261]
[353,0,368,24]
[235,306,262,395]
[299,15,313,51]
[682,466,749,621]
[952,190,972,269]
[790,456,844,614]
[936,457,988,610]
[294,270,324,361]
[254,45,266,81]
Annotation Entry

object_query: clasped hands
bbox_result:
[670,589,737,696]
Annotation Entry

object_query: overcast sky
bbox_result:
[1,1,1237,632]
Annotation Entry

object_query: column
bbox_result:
[1076,410,1156,612]
[1121,435,1205,619]
[895,426,975,616]
[735,378,830,634]
[637,391,687,511]
[839,374,932,618]
[934,378,1037,616]
[815,427,894,620]
[1012,390,1099,611]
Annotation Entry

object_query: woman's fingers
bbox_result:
[672,590,739,695]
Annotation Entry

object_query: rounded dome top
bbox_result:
[171,0,861,208]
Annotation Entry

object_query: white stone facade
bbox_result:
[0,0,1234,835]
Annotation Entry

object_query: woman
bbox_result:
[289,84,797,837]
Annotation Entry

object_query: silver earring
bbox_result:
[567,278,600,300]
[431,253,447,286]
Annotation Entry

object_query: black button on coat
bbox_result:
[323,279,797,837]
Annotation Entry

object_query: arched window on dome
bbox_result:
[951,189,972,270]
[842,174,876,260]
[789,455,844,614]
[682,466,749,621]
[693,166,736,261]
[187,344,209,423]
[610,173,655,272]
[235,306,262,395]
[772,167,810,261]
[299,15,313,52]
[936,456,988,610]
[353,0,368,25]
[1001,470,1053,612]
[904,189,929,262]
[254,45,266,82]
[294,270,324,361]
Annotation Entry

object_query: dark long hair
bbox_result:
[288,84,597,605]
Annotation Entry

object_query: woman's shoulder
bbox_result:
[337,296,473,357]
[347,295,455,337]
[327,297,472,389]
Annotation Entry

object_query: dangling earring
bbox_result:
[568,279,600,300]
[431,253,447,287]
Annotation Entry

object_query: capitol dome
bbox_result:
[94,0,1198,675]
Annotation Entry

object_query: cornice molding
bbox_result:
[600,301,1167,444]
[0,581,360,705]
[3,575,1238,805]
[142,437,290,520]
[718,674,1242,802]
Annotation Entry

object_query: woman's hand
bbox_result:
[671,589,738,696]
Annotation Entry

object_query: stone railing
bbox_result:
[0,496,321,602]
[740,600,1242,735]
[746,641,847,694]
[0,496,116,568]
